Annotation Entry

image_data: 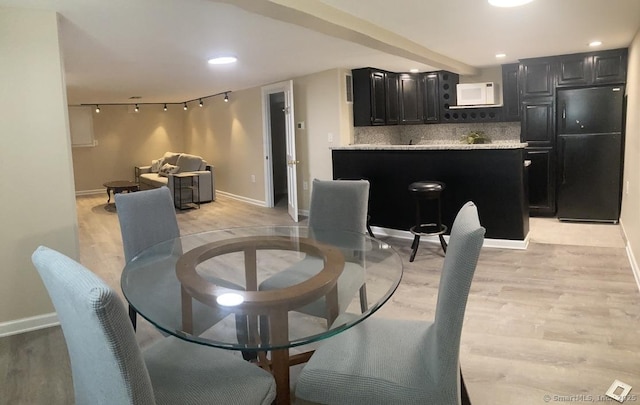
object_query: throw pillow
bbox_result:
[158,163,179,177]
[175,153,203,172]
[150,158,163,173]
[162,152,181,166]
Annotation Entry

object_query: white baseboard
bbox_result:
[371,226,529,250]
[0,313,59,338]
[75,188,104,196]
[619,221,640,293]
[216,190,267,207]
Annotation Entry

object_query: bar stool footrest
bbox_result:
[410,223,448,237]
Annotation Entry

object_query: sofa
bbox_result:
[135,152,215,203]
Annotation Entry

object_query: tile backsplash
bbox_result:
[354,122,521,145]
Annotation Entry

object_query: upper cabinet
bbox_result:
[520,58,555,97]
[398,73,424,124]
[502,63,520,121]
[385,72,400,125]
[423,73,440,122]
[352,68,393,126]
[557,49,627,87]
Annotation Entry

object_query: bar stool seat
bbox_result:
[408,180,447,262]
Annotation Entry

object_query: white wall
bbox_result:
[0,8,79,331]
[620,28,640,285]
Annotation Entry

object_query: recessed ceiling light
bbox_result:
[409,68,419,73]
[208,56,237,65]
[488,0,534,7]
[589,41,602,47]
[496,53,507,58]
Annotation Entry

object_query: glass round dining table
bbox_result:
[121,225,403,405]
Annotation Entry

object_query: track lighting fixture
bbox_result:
[81,90,231,112]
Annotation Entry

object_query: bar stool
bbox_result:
[408,181,447,262]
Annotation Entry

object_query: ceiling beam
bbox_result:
[215,0,478,75]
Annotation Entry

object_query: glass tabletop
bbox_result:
[121,226,403,352]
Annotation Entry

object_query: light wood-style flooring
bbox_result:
[2,193,639,405]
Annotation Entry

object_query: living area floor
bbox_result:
[1,193,639,405]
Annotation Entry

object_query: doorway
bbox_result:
[269,92,287,208]
[261,80,298,221]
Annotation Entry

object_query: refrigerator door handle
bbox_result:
[561,103,566,132]
[560,137,566,185]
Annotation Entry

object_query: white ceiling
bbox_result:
[2,0,639,105]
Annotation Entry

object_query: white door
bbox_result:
[262,80,298,222]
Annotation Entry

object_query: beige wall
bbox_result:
[184,87,266,201]
[71,69,348,212]
[72,105,185,192]
[293,69,347,209]
[0,9,79,324]
[620,29,640,270]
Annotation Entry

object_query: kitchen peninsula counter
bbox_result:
[332,143,529,244]
[333,142,527,151]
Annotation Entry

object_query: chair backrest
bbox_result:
[32,246,156,405]
[308,179,369,234]
[428,201,485,380]
[115,187,180,263]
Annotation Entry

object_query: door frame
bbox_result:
[261,80,298,220]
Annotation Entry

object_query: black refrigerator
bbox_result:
[556,86,625,223]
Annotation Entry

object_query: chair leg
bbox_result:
[359,284,369,313]
[366,223,375,238]
[409,235,420,262]
[128,305,137,331]
[235,314,258,361]
[439,234,448,253]
[461,370,472,405]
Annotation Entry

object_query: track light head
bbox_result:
[199,99,203,107]
[163,104,167,111]
[95,105,100,113]
[134,104,139,112]
[183,102,188,111]
[224,92,229,102]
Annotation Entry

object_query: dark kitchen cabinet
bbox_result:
[520,58,555,97]
[502,63,520,121]
[557,54,591,86]
[593,50,627,84]
[521,98,554,147]
[557,49,627,87]
[526,147,556,215]
[398,73,424,124]
[352,68,389,126]
[423,73,439,122]
[385,72,400,125]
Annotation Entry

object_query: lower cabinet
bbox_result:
[525,148,556,216]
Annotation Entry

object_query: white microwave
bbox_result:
[456,82,497,106]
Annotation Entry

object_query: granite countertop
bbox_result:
[332,142,528,151]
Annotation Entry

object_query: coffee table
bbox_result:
[103,180,138,204]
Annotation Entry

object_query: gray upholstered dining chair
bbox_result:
[259,179,371,325]
[32,245,276,405]
[115,187,244,341]
[295,201,485,405]
[115,186,180,330]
